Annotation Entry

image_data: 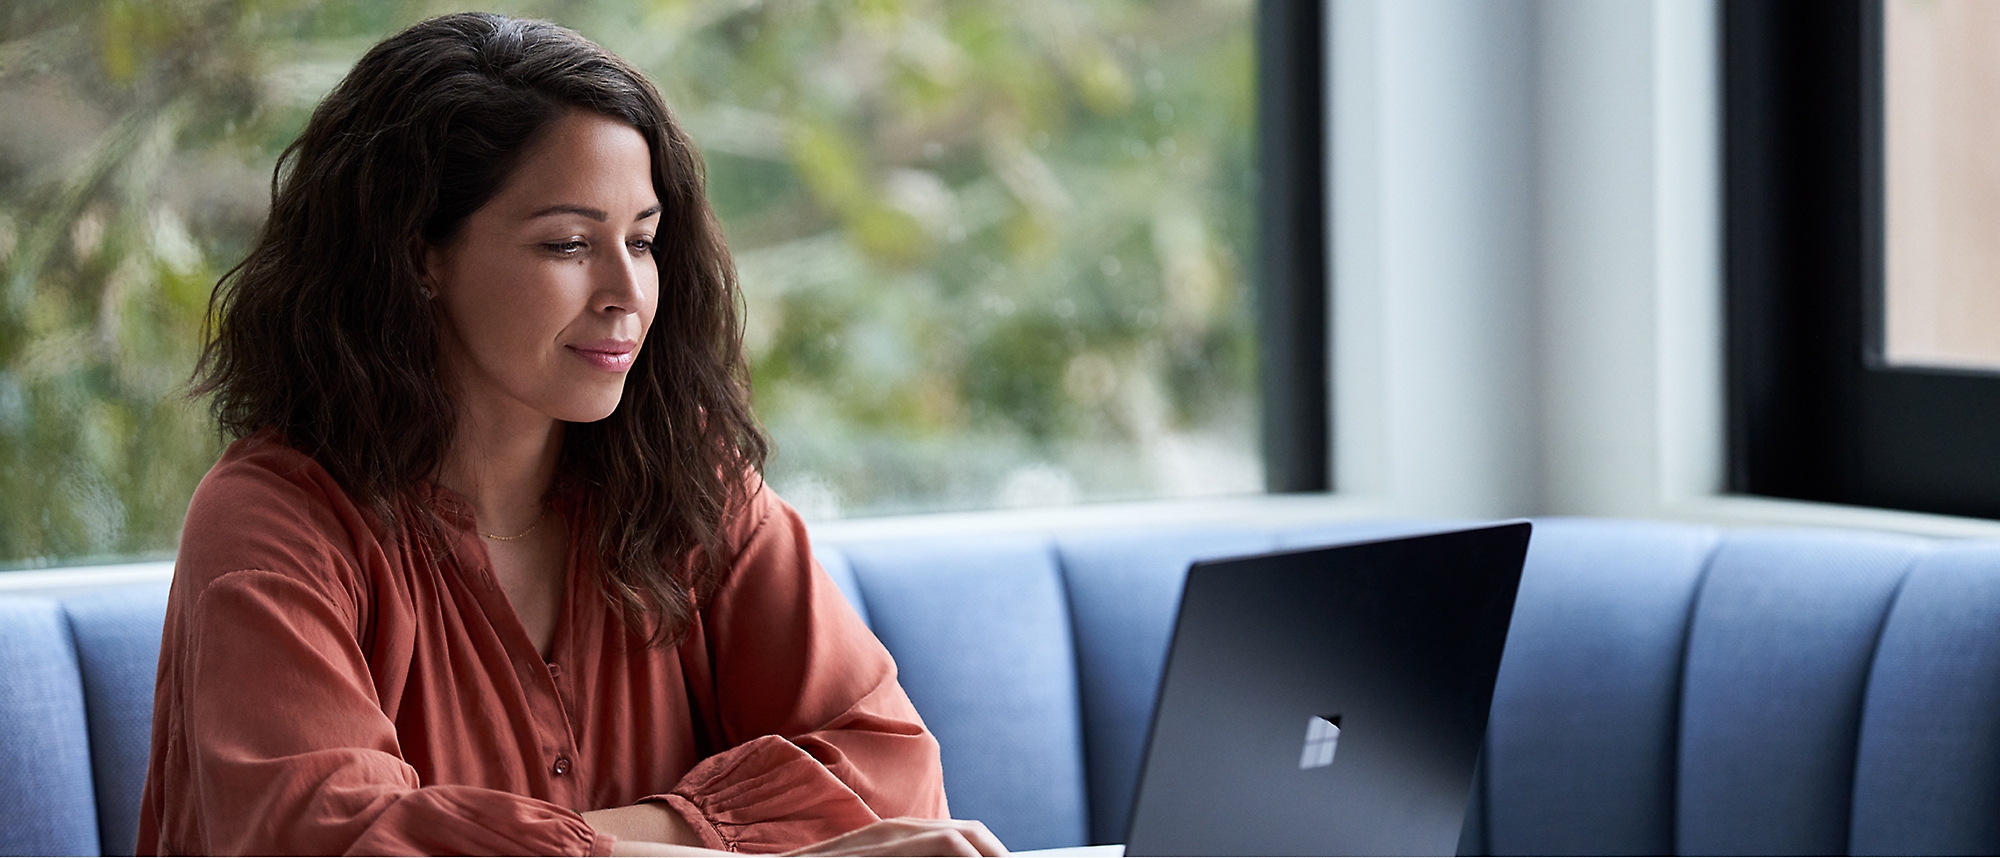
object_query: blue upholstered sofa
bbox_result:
[7,517,2000,855]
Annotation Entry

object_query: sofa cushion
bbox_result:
[1676,531,1928,855]
[0,596,102,856]
[63,583,171,858]
[1481,519,1717,856]
[1850,544,2000,854]
[812,546,869,627]
[1055,527,1276,845]
[838,536,1088,851]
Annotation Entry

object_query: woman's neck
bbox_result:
[439,406,564,537]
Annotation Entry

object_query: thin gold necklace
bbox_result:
[479,504,549,541]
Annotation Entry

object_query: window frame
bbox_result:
[1726,0,2000,520]
[1255,0,1330,494]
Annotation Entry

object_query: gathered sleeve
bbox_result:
[142,449,615,857]
[657,486,949,853]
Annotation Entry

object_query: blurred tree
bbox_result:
[0,0,1256,566]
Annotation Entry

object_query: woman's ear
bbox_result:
[421,245,447,299]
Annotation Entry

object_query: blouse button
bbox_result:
[553,757,571,776]
[547,662,562,677]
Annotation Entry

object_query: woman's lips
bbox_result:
[566,340,637,371]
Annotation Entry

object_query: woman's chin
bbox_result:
[563,403,624,424]
[550,391,627,424]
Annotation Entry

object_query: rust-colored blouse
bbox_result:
[136,434,947,855]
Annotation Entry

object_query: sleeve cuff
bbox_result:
[588,830,619,856]
[657,793,732,852]
[662,735,881,853]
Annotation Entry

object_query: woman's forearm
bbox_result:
[583,803,718,854]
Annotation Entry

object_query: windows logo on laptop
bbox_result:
[1298,714,1342,770]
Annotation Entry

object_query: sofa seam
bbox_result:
[1048,538,1098,847]
[1839,547,1925,855]
[1668,528,1726,857]
[53,601,108,856]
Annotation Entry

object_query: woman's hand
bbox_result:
[585,805,1004,856]
[783,818,1008,856]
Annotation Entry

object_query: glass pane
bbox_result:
[1882,0,2000,370]
[0,0,1259,565]
[622,1,1262,518]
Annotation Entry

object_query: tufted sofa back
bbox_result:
[0,585,168,856]
[815,518,2000,854]
[8,518,2000,855]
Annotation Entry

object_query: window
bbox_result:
[1880,0,2000,371]
[1729,0,2000,520]
[0,0,1321,567]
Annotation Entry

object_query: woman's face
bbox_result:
[427,109,661,427]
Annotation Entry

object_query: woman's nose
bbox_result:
[596,252,649,314]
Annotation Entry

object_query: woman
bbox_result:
[138,13,1003,856]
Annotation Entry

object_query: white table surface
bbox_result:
[1015,845,1124,857]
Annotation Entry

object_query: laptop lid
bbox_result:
[1122,522,1531,857]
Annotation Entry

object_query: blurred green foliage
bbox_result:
[0,0,1257,565]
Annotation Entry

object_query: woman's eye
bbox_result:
[545,239,586,256]
[629,237,653,255]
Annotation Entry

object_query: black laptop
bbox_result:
[1122,522,1531,856]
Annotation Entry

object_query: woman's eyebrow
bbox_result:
[527,203,663,222]
[528,203,608,221]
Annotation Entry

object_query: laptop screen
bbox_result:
[1123,522,1530,856]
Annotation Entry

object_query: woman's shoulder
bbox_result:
[176,430,382,596]
[187,430,356,523]
[720,470,789,556]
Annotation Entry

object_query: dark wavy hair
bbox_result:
[191,12,768,645]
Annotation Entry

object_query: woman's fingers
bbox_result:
[798,822,967,857]
[874,818,1004,857]
[854,827,975,856]
[925,819,1005,856]
[787,818,1008,857]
